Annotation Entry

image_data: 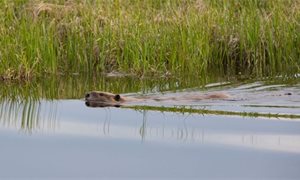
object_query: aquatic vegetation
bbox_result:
[130,105,300,119]
[0,75,299,132]
[0,0,299,80]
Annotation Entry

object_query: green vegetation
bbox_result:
[0,0,299,80]
[0,75,226,131]
[1,76,299,131]
[130,105,300,119]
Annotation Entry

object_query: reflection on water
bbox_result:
[0,75,218,131]
[59,102,300,153]
[0,75,300,178]
[0,75,299,132]
[0,99,58,132]
[2,98,299,154]
[1,97,300,154]
[0,75,218,100]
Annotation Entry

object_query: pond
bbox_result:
[0,75,300,179]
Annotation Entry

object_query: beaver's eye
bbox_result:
[85,94,90,98]
[99,93,104,96]
[114,94,121,101]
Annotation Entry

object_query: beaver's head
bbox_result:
[85,91,123,104]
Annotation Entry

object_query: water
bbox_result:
[0,75,300,179]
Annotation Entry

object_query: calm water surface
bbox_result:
[0,76,299,179]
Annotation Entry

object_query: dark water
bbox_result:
[0,75,300,179]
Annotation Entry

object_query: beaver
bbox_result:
[85,91,230,107]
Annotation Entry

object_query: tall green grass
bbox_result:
[0,0,299,80]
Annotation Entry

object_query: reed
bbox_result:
[0,0,299,80]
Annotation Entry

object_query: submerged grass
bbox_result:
[130,105,300,119]
[0,0,299,80]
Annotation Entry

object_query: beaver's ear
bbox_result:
[114,94,121,101]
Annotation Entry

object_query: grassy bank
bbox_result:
[0,0,299,80]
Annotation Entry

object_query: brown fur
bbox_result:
[85,91,229,107]
[85,91,125,103]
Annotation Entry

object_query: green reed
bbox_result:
[0,0,299,80]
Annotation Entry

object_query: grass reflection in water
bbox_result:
[0,75,299,132]
[0,75,212,131]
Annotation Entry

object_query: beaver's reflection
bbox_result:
[85,101,121,108]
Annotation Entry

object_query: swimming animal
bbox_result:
[85,91,229,107]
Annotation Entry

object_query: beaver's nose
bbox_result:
[85,93,90,99]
